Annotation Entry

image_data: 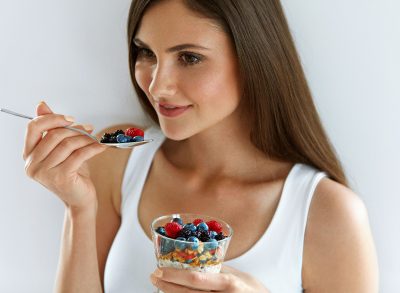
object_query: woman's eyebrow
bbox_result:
[133,38,211,52]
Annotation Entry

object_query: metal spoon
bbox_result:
[1,108,153,149]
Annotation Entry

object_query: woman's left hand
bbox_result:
[150,265,270,292]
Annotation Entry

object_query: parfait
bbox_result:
[151,214,233,273]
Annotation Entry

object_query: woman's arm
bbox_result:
[55,204,103,293]
[22,101,134,293]
[302,178,379,292]
[54,124,135,292]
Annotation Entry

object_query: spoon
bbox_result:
[0,108,153,149]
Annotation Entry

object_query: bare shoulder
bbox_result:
[302,178,379,293]
[87,124,138,215]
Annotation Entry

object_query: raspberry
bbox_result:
[125,127,144,138]
[206,220,223,233]
[165,222,182,239]
[193,218,204,226]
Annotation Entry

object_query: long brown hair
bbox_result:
[127,0,348,186]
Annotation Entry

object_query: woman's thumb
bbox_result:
[36,101,53,116]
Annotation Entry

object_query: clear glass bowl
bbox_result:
[151,213,233,273]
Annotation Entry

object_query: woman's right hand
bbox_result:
[23,102,107,211]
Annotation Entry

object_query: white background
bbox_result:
[0,0,399,292]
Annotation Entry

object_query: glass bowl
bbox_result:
[151,213,233,273]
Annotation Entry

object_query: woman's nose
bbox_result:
[148,63,177,99]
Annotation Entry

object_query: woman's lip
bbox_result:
[158,102,191,108]
[157,103,192,118]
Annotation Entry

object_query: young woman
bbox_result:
[23,0,379,292]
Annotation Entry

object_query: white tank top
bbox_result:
[104,126,327,293]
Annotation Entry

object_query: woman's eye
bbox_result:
[180,53,202,66]
[135,46,202,66]
[137,48,155,59]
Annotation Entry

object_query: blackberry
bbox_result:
[114,129,124,136]
[109,136,118,143]
[178,228,192,239]
[215,232,225,241]
[196,230,210,242]
[100,133,112,143]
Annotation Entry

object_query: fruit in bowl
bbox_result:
[151,214,233,273]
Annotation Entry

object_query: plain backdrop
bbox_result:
[0,0,399,292]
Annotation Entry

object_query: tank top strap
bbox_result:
[264,163,327,288]
[224,163,327,291]
[270,163,327,257]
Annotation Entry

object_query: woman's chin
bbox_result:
[159,123,192,141]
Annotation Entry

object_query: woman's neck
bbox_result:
[161,116,289,182]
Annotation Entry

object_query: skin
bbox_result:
[23,0,379,292]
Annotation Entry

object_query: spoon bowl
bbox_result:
[1,108,153,149]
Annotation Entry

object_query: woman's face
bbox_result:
[134,0,242,140]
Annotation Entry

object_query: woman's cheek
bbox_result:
[191,71,230,104]
[135,62,152,95]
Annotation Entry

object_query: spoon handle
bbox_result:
[1,108,34,120]
[1,107,98,142]
[63,125,98,142]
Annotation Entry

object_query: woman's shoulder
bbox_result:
[311,178,368,221]
[302,178,378,291]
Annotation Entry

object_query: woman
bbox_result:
[23,0,379,292]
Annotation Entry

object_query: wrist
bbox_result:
[66,202,98,220]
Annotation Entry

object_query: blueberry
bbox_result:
[172,217,183,226]
[155,227,166,236]
[116,134,129,143]
[160,238,175,255]
[209,231,218,239]
[132,136,144,142]
[204,238,218,250]
[187,236,199,250]
[197,222,209,232]
[183,223,197,233]
[174,237,187,250]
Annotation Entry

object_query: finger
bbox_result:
[29,124,94,164]
[55,141,107,174]
[24,125,90,181]
[40,134,97,169]
[155,267,232,291]
[150,275,198,293]
[23,106,75,160]
[36,100,53,116]
[36,101,53,138]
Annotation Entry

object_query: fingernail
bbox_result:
[83,124,94,131]
[64,115,75,122]
[39,100,47,105]
[154,268,163,278]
